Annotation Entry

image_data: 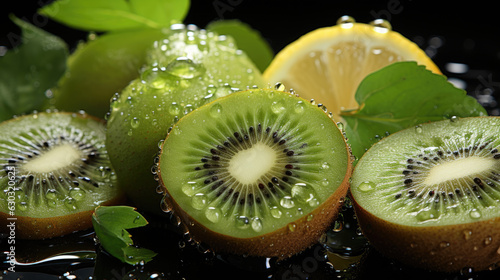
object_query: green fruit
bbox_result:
[106,24,266,214]
[157,88,352,258]
[51,28,167,118]
[350,116,500,272]
[0,112,123,239]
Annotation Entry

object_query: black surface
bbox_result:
[1,1,500,279]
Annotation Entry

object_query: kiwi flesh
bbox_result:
[350,116,500,272]
[0,112,123,239]
[157,88,352,258]
[106,24,265,215]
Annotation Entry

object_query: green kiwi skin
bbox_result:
[50,28,168,118]
[106,26,265,215]
[351,116,500,272]
[353,199,500,272]
[157,88,353,258]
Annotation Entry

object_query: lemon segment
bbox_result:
[263,19,441,120]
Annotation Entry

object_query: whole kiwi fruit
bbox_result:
[0,111,123,239]
[106,24,265,214]
[350,116,500,272]
[157,88,352,259]
[50,28,167,118]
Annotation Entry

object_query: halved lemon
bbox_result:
[263,17,441,120]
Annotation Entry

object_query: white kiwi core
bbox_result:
[424,156,496,186]
[228,142,277,184]
[23,144,82,173]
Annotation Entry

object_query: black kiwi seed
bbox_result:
[191,123,309,212]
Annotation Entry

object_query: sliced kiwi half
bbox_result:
[350,116,500,272]
[157,88,352,258]
[0,112,123,239]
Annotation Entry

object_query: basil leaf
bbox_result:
[92,206,156,265]
[0,16,67,122]
[341,61,487,162]
[39,0,190,32]
[207,19,273,72]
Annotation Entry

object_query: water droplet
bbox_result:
[165,57,205,79]
[271,100,286,114]
[415,125,423,134]
[291,183,316,205]
[160,198,172,213]
[294,101,305,114]
[336,122,345,132]
[460,267,474,277]
[439,241,450,248]
[288,223,297,232]
[181,181,198,197]
[69,188,85,201]
[336,15,355,27]
[141,68,166,89]
[484,236,493,246]
[191,193,207,210]
[358,181,376,192]
[45,189,57,200]
[14,189,25,202]
[205,207,221,223]
[130,117,140,128]
[209,103,223,118]
[214,84,234,98]
[127,129,133,136]
[450,115,459,122]
[308,197,320,207]
[469,209,481,219]
[236,216,250,229]
[280,196,295,208]
[157,139,164,149]
[369,19,392,32]
[251,217,263,232]
[416,208,438,222]
[169,102,181,115]
[17,201,28,211]
[64,198,77,211]
[270,207,282,219]
[321,178,329,186]
[321,162,330,170]
[333,220,343,232]
[274,82,286,91]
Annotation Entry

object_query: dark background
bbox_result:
[1,0,499,115]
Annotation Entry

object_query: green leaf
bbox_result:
[207,19,274,72]
[0,16,68,122]
[341,61,487,162]
[92,206,156,265]
[39,0,190,32]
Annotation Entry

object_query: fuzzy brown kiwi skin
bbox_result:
[352,198,500,272]
[0,195,125,239]
[158,130,352,259]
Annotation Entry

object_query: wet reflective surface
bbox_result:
[1,1,500,279]
[3,196,500,279]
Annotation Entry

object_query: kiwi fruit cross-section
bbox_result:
[106,24,265,215]
[157,88,352,258]
[350,116,500,272]
[0,112,123,239]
